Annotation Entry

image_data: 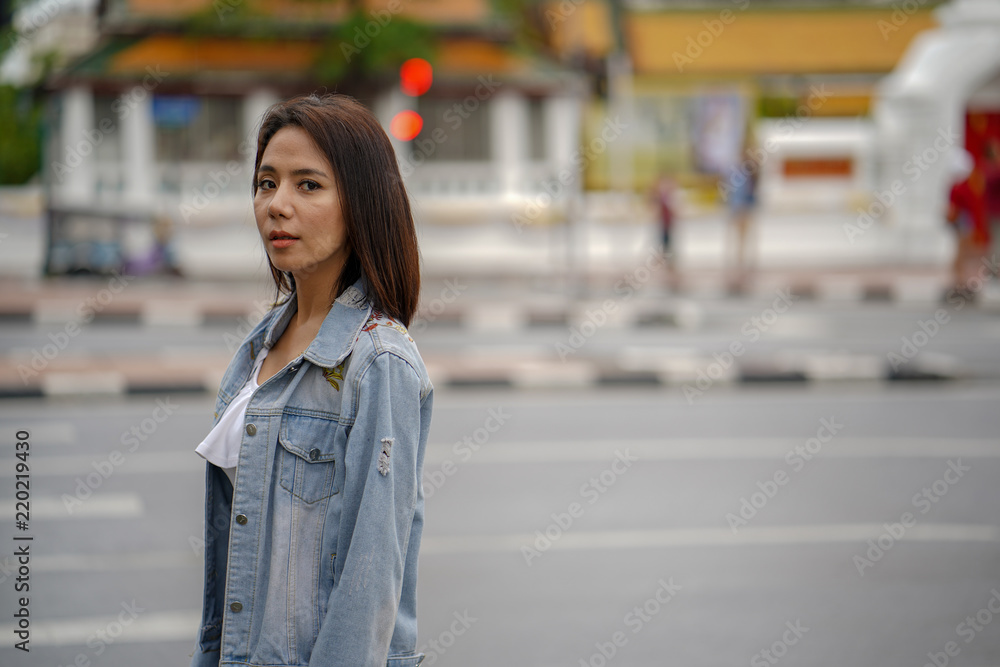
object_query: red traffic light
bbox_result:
[400,58,433,97]
[390,110,423,141]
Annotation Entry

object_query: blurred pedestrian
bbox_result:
[945,148,987,301]
[650,171,680,291]
[189,94,432,667]
[122,213,183,277]
[722,143,759,294]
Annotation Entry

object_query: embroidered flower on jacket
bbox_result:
[362,309,415,342]
[323,361,346,390]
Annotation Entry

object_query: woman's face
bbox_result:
[254,126,349,286]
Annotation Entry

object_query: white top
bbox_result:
[195,346,269,487]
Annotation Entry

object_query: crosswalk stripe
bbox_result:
[17,438,1000,480]
[424,438,1000,464]
[0,421,76,445]
[5,523,994,575]
[420,523,1000,555]
[30,451,204,476]
[0,609,200,647]
[0,493,143,520]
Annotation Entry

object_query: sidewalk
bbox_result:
[1,264,996,398]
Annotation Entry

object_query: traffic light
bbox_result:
[390,110,423,142]
[390,58,432,141]
[399,57,432,96]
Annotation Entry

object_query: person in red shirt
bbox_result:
[947,157,989,298]
[650,172,680,291]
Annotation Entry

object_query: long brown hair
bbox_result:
[252,93,421,326]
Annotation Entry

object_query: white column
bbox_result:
[374,88,414,179]
[56,85,95,206]
[606,52,635,192]
[546,93,583,194]
[242,89,279,170]
[491,88,528,198]
[121,86,156,209]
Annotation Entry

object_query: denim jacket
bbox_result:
[189,276,433,667]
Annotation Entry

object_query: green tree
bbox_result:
[0,84,43,184]
[314,9,435,84]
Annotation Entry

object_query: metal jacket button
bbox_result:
[230,601,243,612]
[309,448,320,461]
[246,424,256,436]
[235,514,247,525]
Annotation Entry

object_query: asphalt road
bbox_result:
[4,293,1000,385]
[1,377,999,667]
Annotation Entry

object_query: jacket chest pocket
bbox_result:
[277,413,340,503]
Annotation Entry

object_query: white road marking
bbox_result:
[424,438,1000,464]
[0,421,76,445]
[420,523,1000,555]
[19,438,1000,478]
[0,609,201,647]
[7,523,995,576]
[31,450,204,476]
[30,550,201,573]
[432,385,1000,408]
[0,493,143,519]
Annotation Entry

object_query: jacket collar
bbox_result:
[262,275,373,368]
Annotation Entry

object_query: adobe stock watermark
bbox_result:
[673,0,751,72]
[46,599,145,664]
[398,75,502,178]
[417,610,477,666]
[410,279,467,335]
[7,0,73,50]
[725,417,845,532]
[521,449,638,566]
[578,578,682,667]
[61,398,179,514]
[222,297,277,354]
[17,270,135,385]
[179,161,243,222]
[878,0,932,41]
[853,458,971,576]
[511,115,627,233]
[213,0,241,20]
[181,124,260,223]
[750,620,810,667]
[544,0,586,29]
[844,126,958,243]
[0,555,15,586]
[52,66,170,183]
[339,0,406,62]
[889,254,998,370]
[943,253,998,308]
[682,288,798,403]
[555,248,669,360]
[922,588,1000,667]
[422,407,511,500]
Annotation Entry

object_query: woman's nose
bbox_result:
[268,183,293,218]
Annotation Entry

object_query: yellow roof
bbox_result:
[105,34,528,78]
[125,0,489,24]
[627,8,938,74]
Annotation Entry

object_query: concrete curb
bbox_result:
[5,288,1000,332]
[0,352,965,399]
[4,270,999,324]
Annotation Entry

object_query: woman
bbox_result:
[189,93,433,667]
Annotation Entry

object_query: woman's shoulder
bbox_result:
[349,307,430,387]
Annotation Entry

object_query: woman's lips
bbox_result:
[271,237,298,248]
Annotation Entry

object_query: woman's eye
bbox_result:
[301,180,320,191]
[257,179,275,190]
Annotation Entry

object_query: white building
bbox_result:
[873,0,1000,263]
